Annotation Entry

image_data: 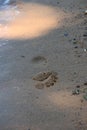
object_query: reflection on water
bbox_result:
[0,2,64,39]
[3,0,10,5]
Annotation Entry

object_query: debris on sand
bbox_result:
[72,88,80,95]
[83,48,87,52]
[83,33,87,37]
[73,38,77,44]
[64,32,68,37]
[72,83,87,101]
[84,82,87,85]
[84,10,87,15]
[76,85,80,88]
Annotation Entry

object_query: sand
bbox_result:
[0,0,87,130]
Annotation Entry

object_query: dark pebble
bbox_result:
[81,99,84,103]
[80,107,82,110]
[74,72,77,75]
[21,55,25,58]
[64,33,68,37]
[83,33,87,37]
[76,85,80,88]
[73,42,77,44]
[84,82,87,85]
[73,38,76,41]
[78,55,81,57]
[74,46,78,48]
[36,96,39,99]
[57,2,60,4]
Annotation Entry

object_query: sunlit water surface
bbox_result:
[0,1,66,39]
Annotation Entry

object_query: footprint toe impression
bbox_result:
[33,71,58,89]
[33,72,52,81]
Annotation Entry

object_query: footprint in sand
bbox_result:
[45,73,58,87]
[33,71,58,89]
[31,56,48,68]
[31,56,47,64]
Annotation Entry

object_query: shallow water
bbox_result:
[0,0,65,39]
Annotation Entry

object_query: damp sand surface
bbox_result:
[0,0,87,130]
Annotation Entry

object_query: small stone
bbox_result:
[83,33,87,37]
[72,89,80,95]
[21,55,25,58]
[81,99,84,103]
[36,96,39,99]
[74,72,77,75]
[84,82,87,85]
[84,10,87,15]
[76,85,80,88]
[83,48,87,52]
[57,2,60,4]
[73,42,77,44]
[80,107,82,110]
[78,55,81,57]
[64,33,68,37]
[74,46,78,49]
[73,38,76,40]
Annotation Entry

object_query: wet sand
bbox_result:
[0,0,87,130]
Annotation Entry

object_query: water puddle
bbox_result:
[0,1,65,39]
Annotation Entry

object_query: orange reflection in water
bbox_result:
[0,3,64,39]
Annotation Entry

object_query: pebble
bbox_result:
[74,46,78,48]
[83,48,87,52]
[21,55,25,58]
[72,89,80,95]
[76,85,80,88]
[84,82,87,85]
[84,10,87,15]
[83,33,87,37]
[64,33,68,37]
